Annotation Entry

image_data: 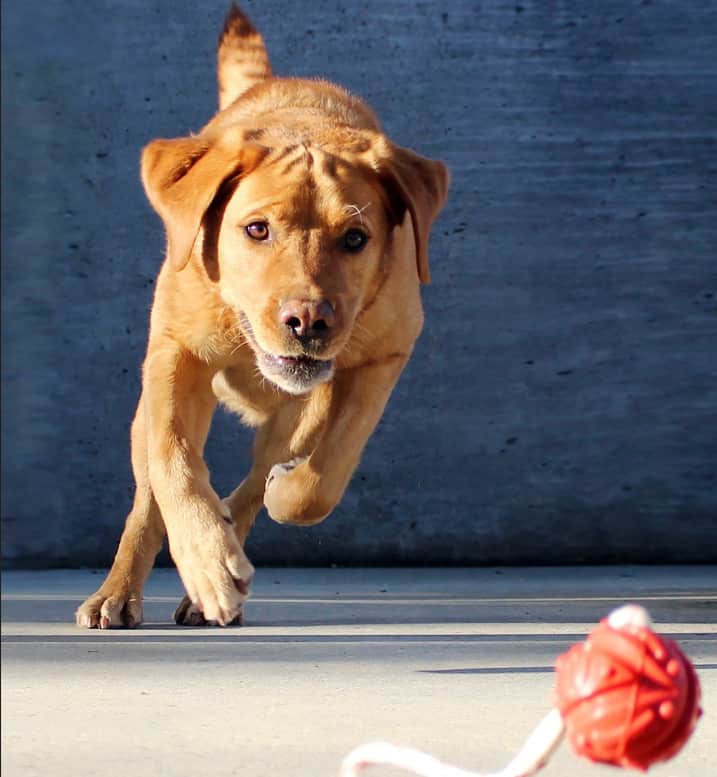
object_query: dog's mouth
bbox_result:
[260,351,334,393]
[239,313,334,394]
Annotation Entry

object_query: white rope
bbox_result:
[339,710,565,777]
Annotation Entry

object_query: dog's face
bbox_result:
[141,124,448,394]
[215,145,393,393]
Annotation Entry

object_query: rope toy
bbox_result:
[340,605,702,777]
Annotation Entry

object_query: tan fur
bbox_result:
[76,3,449,629]
[217,4,272,110]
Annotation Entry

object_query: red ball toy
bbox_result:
[341,604,703,777]
[554,605,703,771]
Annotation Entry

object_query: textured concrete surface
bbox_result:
[2,1,717,566]
[2,567,716,777]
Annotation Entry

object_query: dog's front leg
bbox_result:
[76,393,165,629]
[143,345,254,625]
[263,354,409,526]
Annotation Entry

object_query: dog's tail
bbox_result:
[217,4,272,111]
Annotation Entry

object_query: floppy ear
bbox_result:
[375,145,450,284]
[141,128,268,271]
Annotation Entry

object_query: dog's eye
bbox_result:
[342,228,369,253]
[245,221,270,241]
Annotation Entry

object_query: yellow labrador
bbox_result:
[76,3,448,628]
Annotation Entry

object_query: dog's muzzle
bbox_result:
[238,310,335,393]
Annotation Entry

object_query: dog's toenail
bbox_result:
[235,578,249,595]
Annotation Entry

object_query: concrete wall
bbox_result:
[2,0,716,567]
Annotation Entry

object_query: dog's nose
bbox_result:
[279,299,335,338]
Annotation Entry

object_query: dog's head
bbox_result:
[141,123,448,394]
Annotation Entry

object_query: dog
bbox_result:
[76,4,448,628]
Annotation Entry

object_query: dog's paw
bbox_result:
[264,456,336,526]
[266,456,308,488]
[76,589,143,629]
[168,502,255,625]
[173,594,244,627]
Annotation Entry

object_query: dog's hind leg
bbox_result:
[223,408,301,539]
[76,395,166,629]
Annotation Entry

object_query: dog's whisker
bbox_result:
[342,202,371,227]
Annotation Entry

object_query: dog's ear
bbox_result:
[141,128,267,271]
[373,144,449,284]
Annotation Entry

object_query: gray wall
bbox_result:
[2,0,716,568]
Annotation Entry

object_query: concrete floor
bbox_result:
[2,566,715,777]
